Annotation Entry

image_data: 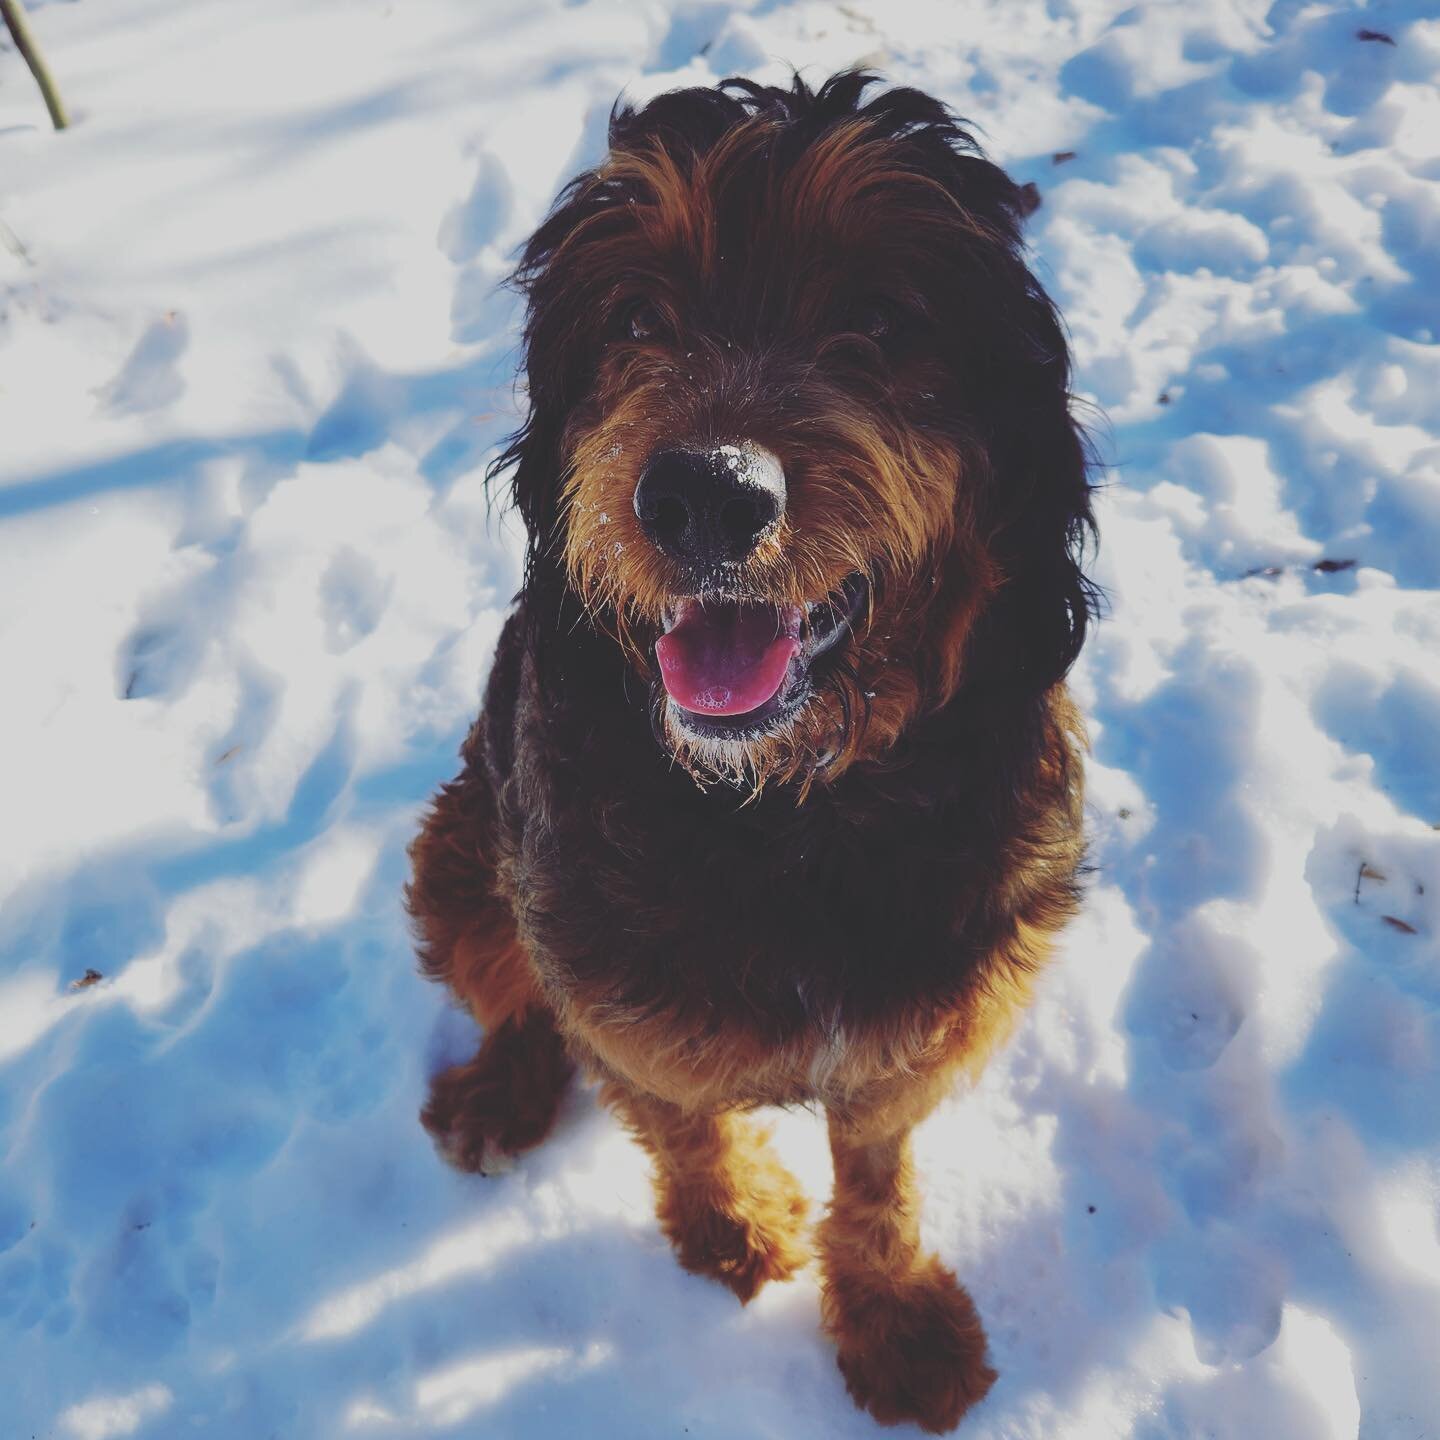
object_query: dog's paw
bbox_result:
[422,1058,539,1174]
[660,1153,811,1303]
[824,1256,996,1433]
[421,1012,573,1173]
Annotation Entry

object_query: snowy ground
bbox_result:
[3,0,1439,1435]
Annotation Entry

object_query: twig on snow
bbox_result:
[1,0,70,131]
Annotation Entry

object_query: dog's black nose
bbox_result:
[633,446,785,570]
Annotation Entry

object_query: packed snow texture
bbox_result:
[2,0,1439,1435]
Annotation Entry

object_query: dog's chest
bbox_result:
[506,740,982,1047]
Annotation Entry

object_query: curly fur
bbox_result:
[408,70,1097,1432]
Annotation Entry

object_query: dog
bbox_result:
[407,70,1096,1433]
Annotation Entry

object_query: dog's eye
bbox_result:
[627,302,664,342]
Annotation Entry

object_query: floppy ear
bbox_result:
[487,161,631,577]
[845,79,1098,697]
[486,185,588,567]
[908,139,1098,699]
[981,259,1099,697]
[486,397,563,590]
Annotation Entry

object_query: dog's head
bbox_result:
[494,70,1096,791]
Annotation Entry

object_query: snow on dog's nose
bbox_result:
[633,443,785,572]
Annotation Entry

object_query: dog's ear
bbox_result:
[843,79,1099,695]
[893,121,1098,694]
[487,167,622,573]
[979,260,1099,697]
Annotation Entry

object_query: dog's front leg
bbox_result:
[820,1109,996,1432]
[604,1085,810,1303]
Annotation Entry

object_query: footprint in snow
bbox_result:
[96,312,190,415]
[320,547,391,653]
[85,1224,191,1358]
[1126,920,1253,1072]
[442,152,523,346]
[437,151,511,264]
[0,1233,75,1337]
[117,621,201,701]
[1155,992,1245,1072]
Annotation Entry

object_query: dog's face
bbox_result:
[498,73,1094,791]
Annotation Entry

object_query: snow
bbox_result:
[2,0,1438,1435]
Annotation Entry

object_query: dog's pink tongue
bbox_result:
[656,601,801,716]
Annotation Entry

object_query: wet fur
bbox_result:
[408,72,1096,1432]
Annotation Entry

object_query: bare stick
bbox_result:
[1,0,69,131]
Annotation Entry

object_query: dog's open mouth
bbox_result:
[656,574,868,739]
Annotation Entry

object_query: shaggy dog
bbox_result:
[408,70,1096,1433]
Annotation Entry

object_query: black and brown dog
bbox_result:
[407,70,1097,1433]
